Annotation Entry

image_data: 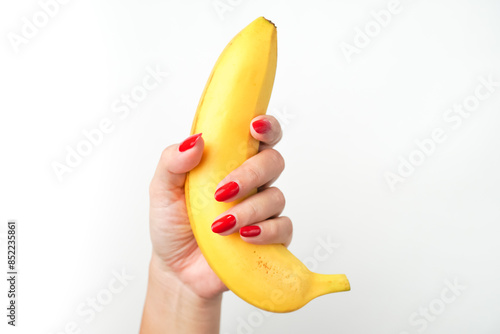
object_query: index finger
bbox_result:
[250,115,282,150]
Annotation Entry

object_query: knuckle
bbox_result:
[269,187,286,207]
[265,219,279,239]
[244,164,262,186]
[283,216,293,232]
[246,200,259,221]
[266,149,285,172]
[281,216,293,243]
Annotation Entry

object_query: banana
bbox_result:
[185,17,350,313]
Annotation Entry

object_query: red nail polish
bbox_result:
[240,226,261,237]
[214,181,239,202]
[252,119,271,134]
[179,133,202,152]
[211,214,236,234]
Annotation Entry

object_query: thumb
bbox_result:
[149,133,204,203]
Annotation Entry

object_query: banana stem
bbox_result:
[311,274,350,298]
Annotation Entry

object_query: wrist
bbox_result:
[149,252,222,303]
[140,253,222,333]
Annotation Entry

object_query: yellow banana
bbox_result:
[185,17,350,313]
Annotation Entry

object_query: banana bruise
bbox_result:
[185,17,350,313]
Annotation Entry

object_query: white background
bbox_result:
[1,0,500,333]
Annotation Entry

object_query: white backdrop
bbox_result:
[1,1,500,333]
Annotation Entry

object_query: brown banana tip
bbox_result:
[262,17,277,29]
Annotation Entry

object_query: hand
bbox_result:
[141,115,291,333]
[149,114,290,295]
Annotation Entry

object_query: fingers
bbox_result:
[212,187,285,234]
[211,116,290,247]
[149,133,204,205]
[214,148,285,202]
[211,187,293,247]
[250,115,283,150]
[240,216,293,247]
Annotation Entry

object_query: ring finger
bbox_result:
[240,216,293,247]
[214,149,285,203]
[211,187,285,236]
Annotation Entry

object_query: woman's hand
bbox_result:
[140,115,291,333]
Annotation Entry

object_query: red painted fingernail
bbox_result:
[214,181,239,202]
[179,133,202,152]
[252,119,271,134]
[211,214,236,234]
[240,226,261,237]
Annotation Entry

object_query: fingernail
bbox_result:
[211,214,236,234]
[240,226,261,237]
[214,181,239,202]
[179,133,202,152]
[252,119,271,134]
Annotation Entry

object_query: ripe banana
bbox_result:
[185,17,350,312]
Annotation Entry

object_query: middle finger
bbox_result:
[214,148,285,203]
[211,187,286,235]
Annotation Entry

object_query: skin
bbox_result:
[140,115,292,333]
